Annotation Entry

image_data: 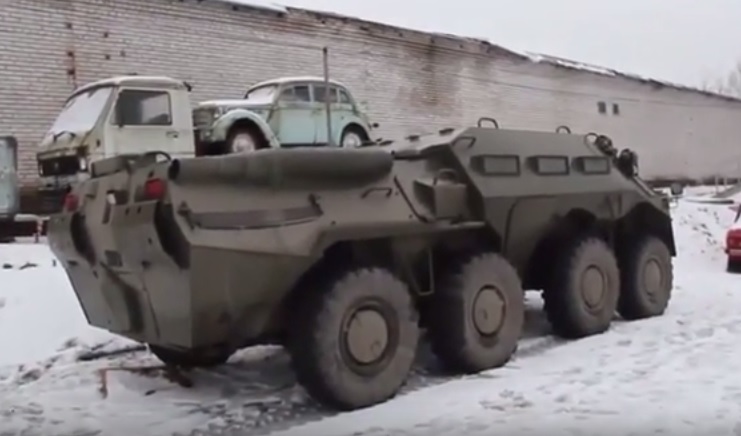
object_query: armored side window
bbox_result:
[313,85,339,103]
[279,85,311,102]
[573,156,611,174]
[112,90,172,126]
[529,155,570,175]
[470,154,520,176]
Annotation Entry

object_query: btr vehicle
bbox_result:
[46,122,675,411]
[35,75,375,213]
[193,76,376,154]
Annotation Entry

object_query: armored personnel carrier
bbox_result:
[47,121,675,411]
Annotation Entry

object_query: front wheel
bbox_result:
[543,236,620,339]
[226,126,263,153]
[618,235,673,320]
[288,265,420,410]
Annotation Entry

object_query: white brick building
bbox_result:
[3,0,741,190]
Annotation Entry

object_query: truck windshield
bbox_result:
[48,86,114,135]
[243,85,277,104]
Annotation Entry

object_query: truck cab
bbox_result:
[36,76,195,211]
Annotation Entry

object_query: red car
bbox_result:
[726,204,741,272]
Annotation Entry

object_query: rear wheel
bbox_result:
[288,265,419,410]
[543,236,620,339]
[428,251,524,373]
[148,345,232,369]
[340,126,369,148]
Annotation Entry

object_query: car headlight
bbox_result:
[79,156,87,171]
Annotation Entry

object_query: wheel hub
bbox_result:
[342,132,362,147]
[232,133,256,152]
[345,308,390,365]
[581,265,606,308]
[472,286,506,336]
[643,258,663,296]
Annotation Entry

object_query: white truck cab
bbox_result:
[36,75,196,210]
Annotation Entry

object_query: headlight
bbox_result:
[79,156,87,171]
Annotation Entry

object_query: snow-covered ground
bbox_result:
[2,188,741,436]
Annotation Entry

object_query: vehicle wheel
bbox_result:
[148,345,231,369]
[727,258,741,273]
[543,236,620,339]
[288,266,419,410]
[226,126,263,153]
[340,126,368,148]
[618,235,673,320]
[428,251,525,373]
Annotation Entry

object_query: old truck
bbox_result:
[36,75,376,212]
[46,123,675,411]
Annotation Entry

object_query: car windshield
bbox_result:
[243,85,278,104]
[48,86,114,136]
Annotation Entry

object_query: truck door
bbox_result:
[0,136,18,218]
[105,88,194,159]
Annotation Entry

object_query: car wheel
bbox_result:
[340,126,368,148]
[227,126,262,153]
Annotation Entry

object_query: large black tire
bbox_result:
[288,266,420,410]
[727,258,741,274]
[148,345,232,369]
[543,237,620,339]
[428,251,524,373]
[618,235,673,320]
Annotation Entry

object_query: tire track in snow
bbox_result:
[177,298,575,436]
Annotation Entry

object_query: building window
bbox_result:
[597,101,607,114]
[612,103,620,115]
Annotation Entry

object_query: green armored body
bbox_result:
[47,122,675,411]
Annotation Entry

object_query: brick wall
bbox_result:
[2,0,741,185]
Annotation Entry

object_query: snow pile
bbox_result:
[1,189,741,435]
[0,242,134,377]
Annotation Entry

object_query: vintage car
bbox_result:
[192,76,378,154]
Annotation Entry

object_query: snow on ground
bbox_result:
[2,188,741,435]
